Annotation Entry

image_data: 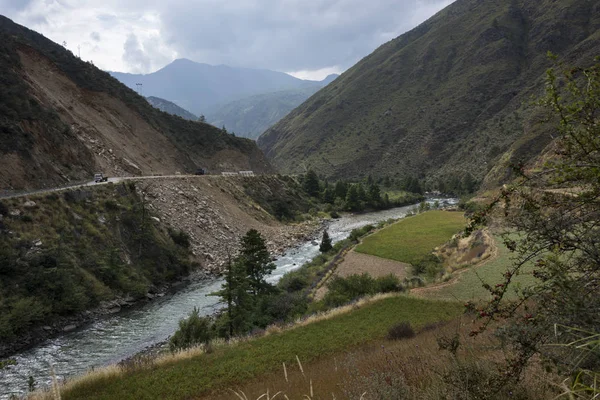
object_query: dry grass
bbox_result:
[200,317,559,400]
[49,295,460,399]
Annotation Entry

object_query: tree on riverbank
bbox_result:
[211,230,277,338]
[319,230,332,253]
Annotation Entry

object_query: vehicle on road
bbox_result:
[194,168,207,175]
[94,173,108,183]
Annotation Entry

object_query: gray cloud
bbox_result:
[122,33,151,73]
[155,0,454,71]
[1,0,454,75]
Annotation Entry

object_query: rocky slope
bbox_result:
[0,175,318,357]
[0,16,272,191]
[258,0,600,187]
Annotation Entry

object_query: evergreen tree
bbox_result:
[367,183,382,206]
[198,115,206,123]
[303,169,321,197]
[211,253,252,337]
[461,172,477,194]
[345,185,360,211]
[356,183,367,202]
[319,230,333,253]
[239,229,276,296]
[322,187,335,204]
[334,180,348,199]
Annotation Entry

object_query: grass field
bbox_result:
[60,296,462,400]
[416,235,537,302]
[355,210,466,265]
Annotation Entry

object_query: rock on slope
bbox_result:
[0,16,273,191]
[258,0,600,186]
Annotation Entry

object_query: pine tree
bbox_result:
[368,183,382,206]
[319,230,333,253]
[239,229,276,296]
[303,169,321,197]
[334,180,348,199]
[345,185,360,211]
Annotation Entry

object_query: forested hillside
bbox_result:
[258,0,600,188]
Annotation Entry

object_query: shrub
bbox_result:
[349,224,374,242]
[279,273,310,292]
[104,199,119,211]
[169,307,213,352]
[386,321,415,340]
[169,229,191,248]
[375,274,404,293]
[0,201,7,216]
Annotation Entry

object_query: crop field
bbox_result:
[355,211,466,265]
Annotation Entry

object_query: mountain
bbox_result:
[110,60,326,116]
[206,75,338,140]
[258,0,600,187]
[0,16,273,190]
[146,96,197,121]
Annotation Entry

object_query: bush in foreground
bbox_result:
[169,307,213,352]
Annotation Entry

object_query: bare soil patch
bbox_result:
[315,250,409,300]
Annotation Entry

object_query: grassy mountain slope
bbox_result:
[110,60,326,115]
[258,0,600,186]
[207,87,322,140]
[146,96,197,121]
[207,75,339,140]
[0,16,272,190]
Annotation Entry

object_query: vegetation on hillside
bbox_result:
[61,296,462,400]
[0,183,193,349]
[466,58,600,397]
[259,0,600,189]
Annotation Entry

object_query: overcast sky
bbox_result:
[1,0,454,80]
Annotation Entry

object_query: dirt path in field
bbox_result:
[314,250,410,300]
[410,231,499,297]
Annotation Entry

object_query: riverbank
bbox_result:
[1,204,426,398]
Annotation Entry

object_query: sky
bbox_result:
[0,0,454,80]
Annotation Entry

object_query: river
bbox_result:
[0,199,456,398]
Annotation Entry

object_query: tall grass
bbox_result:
[55,295,461,400]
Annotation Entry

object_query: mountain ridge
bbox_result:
[110,59,331,116]
[258,0,600,187]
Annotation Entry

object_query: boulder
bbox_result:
[23,201,37,208]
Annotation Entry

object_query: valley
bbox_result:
[0,0,599,399]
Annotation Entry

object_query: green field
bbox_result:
[420,235,537,302]
[63,296,462,400]
[355,211,466,264]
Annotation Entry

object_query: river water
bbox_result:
[0,199,456,398]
